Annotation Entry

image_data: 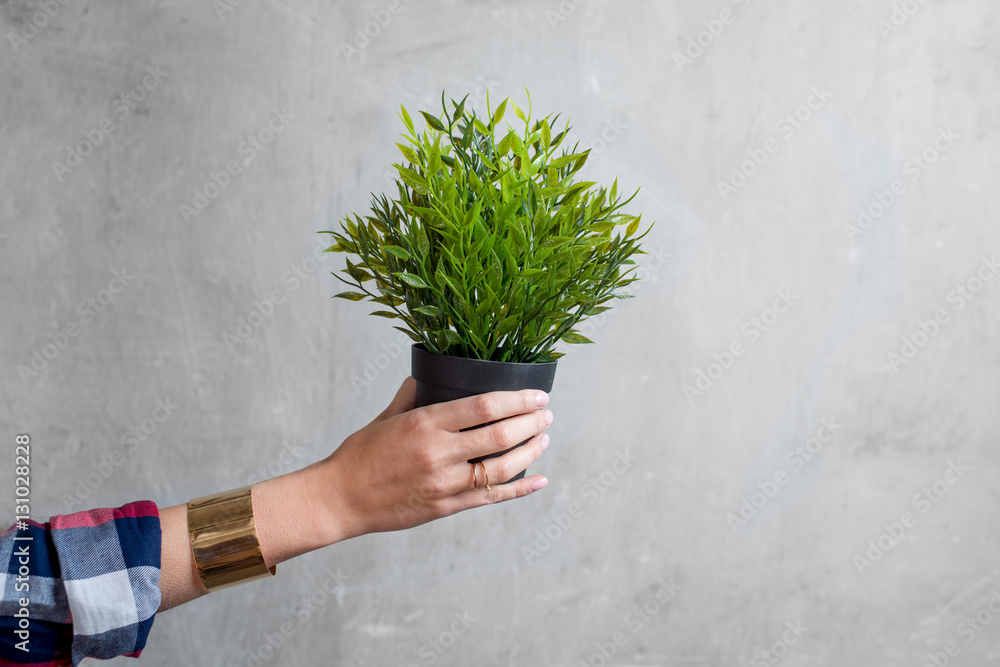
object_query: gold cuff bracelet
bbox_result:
[187,484,276,592]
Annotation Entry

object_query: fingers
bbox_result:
[374,376,417,422]
[450,473,549,510]
[432,388,549,433]
[438,431,548,497]
[474,432,550,487]
[459,407,554,461]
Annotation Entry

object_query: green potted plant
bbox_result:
[322,91,653,479]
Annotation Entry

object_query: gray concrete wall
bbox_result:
[3,0,999,665]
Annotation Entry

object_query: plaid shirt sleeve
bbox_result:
[0,501,161,666]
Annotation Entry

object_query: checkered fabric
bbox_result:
[0,501,161,666]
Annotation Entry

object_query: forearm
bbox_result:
[155,379,552,613]
[156,464,341,612]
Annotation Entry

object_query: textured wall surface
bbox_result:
[3,0,999,665]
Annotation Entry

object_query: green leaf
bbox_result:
[437,273,467,311]
[395,166,433,195]
[507,220,528,251]
[443,329,463,346]
[414,228,430,256]
[413,305,440,317]
[551,152,587,169]
[541,236,573,249]
[400,106,415,134]
[372,294,405,307]
[472,118,490,135]
[492,99,508,128]
[395,272,431,289]
[562,332,594,344]
[370,310,401,319]
[393,326,422,343]
[625,217,640,238]
[563,181,596,200]
[496,132,515,156]
[333,291,367,301]
[396,143,420,165]
[420,111,446,132]
[384,245,413,260]
[435,329,449,349]
[540,120,551,152]
[452,96,467,120]
[344,258,371,283]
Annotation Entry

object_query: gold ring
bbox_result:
[479,461,490,492]
[472,462,479,491]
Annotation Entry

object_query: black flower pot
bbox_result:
[411,343,558,482]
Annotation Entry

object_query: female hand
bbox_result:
[303,376,553,545]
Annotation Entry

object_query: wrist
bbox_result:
[251,464,344,567]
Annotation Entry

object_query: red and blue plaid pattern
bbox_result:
[0,501,161,666]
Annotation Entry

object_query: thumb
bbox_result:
[374,376,417,422]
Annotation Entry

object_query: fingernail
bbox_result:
[536,391,549,407]
[544,410,554,425]
[541,433,550,450]
[530,477,548,492]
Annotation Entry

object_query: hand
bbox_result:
[303,376,553,544]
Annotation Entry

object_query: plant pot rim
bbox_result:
[411,342,558,368]
[411,343,558,395]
